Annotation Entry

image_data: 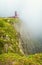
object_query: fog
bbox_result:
[0,0,42,39]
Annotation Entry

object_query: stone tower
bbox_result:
[14,11,18,18]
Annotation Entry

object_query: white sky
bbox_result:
[0,0,42,38]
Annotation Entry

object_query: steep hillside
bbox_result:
[0,18,21,54]
[0,18,42,65]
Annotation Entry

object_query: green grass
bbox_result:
[0,18,21,54]
[0,53,42,65]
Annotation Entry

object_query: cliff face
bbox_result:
[13,19,34,55]
[14,19,24,55]
[14,18,42,55]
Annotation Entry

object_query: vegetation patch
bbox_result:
[0,53,42,65]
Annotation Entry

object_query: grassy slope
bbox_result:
[0,18,42,65]
[0,18,21,54]
[0,53,42,65]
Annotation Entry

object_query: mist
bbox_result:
[0,0,42,39]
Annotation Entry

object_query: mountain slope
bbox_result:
[0,18,42,65]
[0,18,21,54]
